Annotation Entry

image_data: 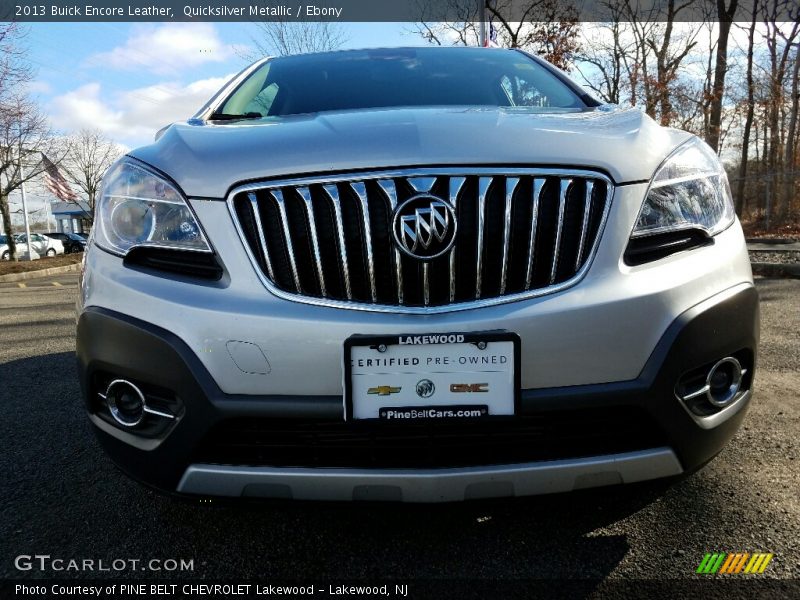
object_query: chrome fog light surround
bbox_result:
[99,379,175,428]
[682,357,745,408]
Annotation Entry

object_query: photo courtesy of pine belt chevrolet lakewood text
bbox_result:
[76,47,758,502]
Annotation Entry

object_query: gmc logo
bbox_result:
[450,383,489,393]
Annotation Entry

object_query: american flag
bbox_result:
[41,153,78,202]
[483,22,499,48]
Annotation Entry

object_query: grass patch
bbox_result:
[0,253,82,276]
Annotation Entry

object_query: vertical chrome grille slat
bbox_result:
[297,186,326,296]
[247,192,275,282]
[270,189,302,293]
[232,168,610,312]
[322,184,352,300]
[408,177,437,194]
[475,176,492,300]
[576,180,594,272]
[525,178,545,290]
[549,179,572,285]
[448,176,466,302]
[377,179,403,305]
[350,181,377,303]
[500,177,519,295]
[422,262,430,306]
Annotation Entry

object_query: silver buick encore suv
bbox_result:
[77,47,758,502]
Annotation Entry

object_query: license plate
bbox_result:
[344,331,520,421]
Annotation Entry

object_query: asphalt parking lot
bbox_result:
[0,273,798,592]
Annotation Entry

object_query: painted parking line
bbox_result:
[17,282,26,288]
[52,281,63,287]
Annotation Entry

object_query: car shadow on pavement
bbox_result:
[0,352,679,583]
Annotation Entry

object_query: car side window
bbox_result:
[244,83,280,116]
[499,74,550,108]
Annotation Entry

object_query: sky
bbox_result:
[6,19,778,228]
[22,19,775,152]
[3,21,425,228]
[23,21,426,150]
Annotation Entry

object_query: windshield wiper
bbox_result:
[208,112,263,121]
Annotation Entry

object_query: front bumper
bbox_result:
[77,283,758,502]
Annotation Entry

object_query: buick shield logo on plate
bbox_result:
[416,379,436,398]
[392,195,457,260]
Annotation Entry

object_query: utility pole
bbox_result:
[19,162,33,261]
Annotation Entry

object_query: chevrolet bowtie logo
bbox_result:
[368,386,402,396]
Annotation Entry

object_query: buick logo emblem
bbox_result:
[416,379,436,398]
[392,195,457,260]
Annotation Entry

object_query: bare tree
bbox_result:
[0,96,65,260]
[0,23,32,100]
[413,0,480,46]
[782,42,800,218]
[485,0,581,69]
[0,24,54,259]
[645,1,702,126]
[735,3,758,214]
[762,0,800,221]
[412,0,581,70]
[707,0,739,152]
[245,19,348,58]
[60,129,124,222]
[573,9,632,104]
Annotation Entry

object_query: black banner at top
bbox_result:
[2,0,797,23]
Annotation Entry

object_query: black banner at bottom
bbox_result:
[3,579,800,600]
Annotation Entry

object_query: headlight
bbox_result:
[95,159,211,256]
[632,137,735,238]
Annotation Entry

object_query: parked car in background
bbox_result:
[13,233,65,258]
[0,234,55,260]
[45,232,87,254]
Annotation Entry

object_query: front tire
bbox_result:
[46,248,56,257]
[1,251,8,260]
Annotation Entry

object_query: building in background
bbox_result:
[51,201,91,234]
[0,156,88,234]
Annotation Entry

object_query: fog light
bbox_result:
[104,380,146,427]
[705,357,743,407]
[98,378,176,429]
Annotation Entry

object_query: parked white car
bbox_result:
[0,233,65,260]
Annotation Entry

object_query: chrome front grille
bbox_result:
[229,168,612,313]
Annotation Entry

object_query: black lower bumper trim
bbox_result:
[76,283,759,493]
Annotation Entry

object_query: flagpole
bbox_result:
[20,163,33,261]
[478,0,486,46]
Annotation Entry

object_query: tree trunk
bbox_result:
[707,0,737,152]
[736,2,758,215]
[0,192,17,261]
[782,46,800,222]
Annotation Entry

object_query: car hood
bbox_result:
[129,106,691,198]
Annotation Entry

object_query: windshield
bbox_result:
[214,47,587,118]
